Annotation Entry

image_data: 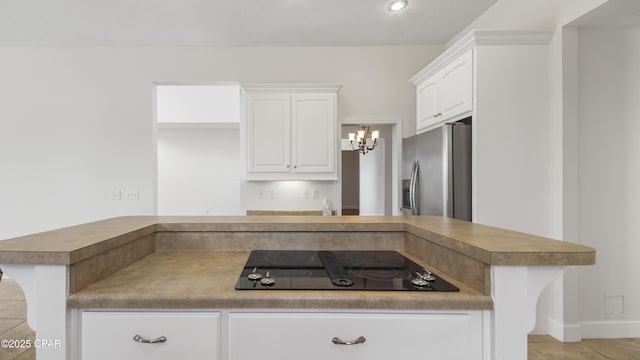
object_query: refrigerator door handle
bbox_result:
[408,161,415,215]
[409,161,419,215]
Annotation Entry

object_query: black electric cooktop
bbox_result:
[234,250,459,292]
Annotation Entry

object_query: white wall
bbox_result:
[359,139,385,216]
[473,44,551,237]
[576,28,640,338]
[0,45,441,239]
[157,128,242,215]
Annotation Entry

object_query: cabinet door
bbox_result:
[228,312,481,360]
[439,49,473,121]
[291,94,336,173]
[416,76,440,133]
[247,94,291,173]
[82,312,220,360]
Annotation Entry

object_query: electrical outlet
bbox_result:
[269,190,275,199]
[311,189,319,199]
[302,189,308,199]
[257,188,264,199]
[126,190,140,201]
[111,190,122,201]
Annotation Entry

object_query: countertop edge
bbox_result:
[0,216,597,267]
[66,297,495,311]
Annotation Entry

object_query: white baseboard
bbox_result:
[545,318,640,341]
[580,320,640,339]
[547,318,582,342]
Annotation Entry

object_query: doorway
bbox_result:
[341,151,359,215]
[154,83,242,216]
[338,121,401,216]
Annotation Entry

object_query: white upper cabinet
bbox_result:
[291,94,336,174]
[247,94,291,173]
[416,75,440,131]
[243,84,341,180]
[439,50,473,121]
[412,49,473,134]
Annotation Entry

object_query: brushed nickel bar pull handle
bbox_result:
[332,336,366,345]
[133,335,167,344]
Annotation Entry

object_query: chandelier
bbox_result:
[348,126,379,155]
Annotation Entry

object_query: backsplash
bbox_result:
[241,180,338,214]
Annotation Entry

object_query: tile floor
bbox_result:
[0,278,638,360]
[0,278,34,360]
[529,335,640,360]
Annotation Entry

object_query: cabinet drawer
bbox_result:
[82,311,220,360]
[228,312,482,360]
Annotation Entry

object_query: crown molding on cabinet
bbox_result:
[409,30,554,86]
[470,29,555,45]
[240,83,343,94]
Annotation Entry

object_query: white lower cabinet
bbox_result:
[80,310,482,360]
[81,311,220,360]
[228,311,483,360]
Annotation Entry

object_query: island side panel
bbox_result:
[1,264,68,360]
[490,265,566,360]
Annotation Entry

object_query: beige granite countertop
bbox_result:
[67,251,493,310]
[0,216,595,267]
[1,216,595,311]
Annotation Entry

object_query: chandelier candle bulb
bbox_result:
[371,130,380,141]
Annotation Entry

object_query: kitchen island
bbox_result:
[0,216,595,360]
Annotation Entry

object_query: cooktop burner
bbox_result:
[234,250,459,292]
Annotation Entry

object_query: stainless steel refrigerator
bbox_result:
[402,119,472,221]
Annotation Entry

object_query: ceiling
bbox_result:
[569,0,640,28]
[0,0,498,46]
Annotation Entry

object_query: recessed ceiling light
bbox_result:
[388,0,408,12]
